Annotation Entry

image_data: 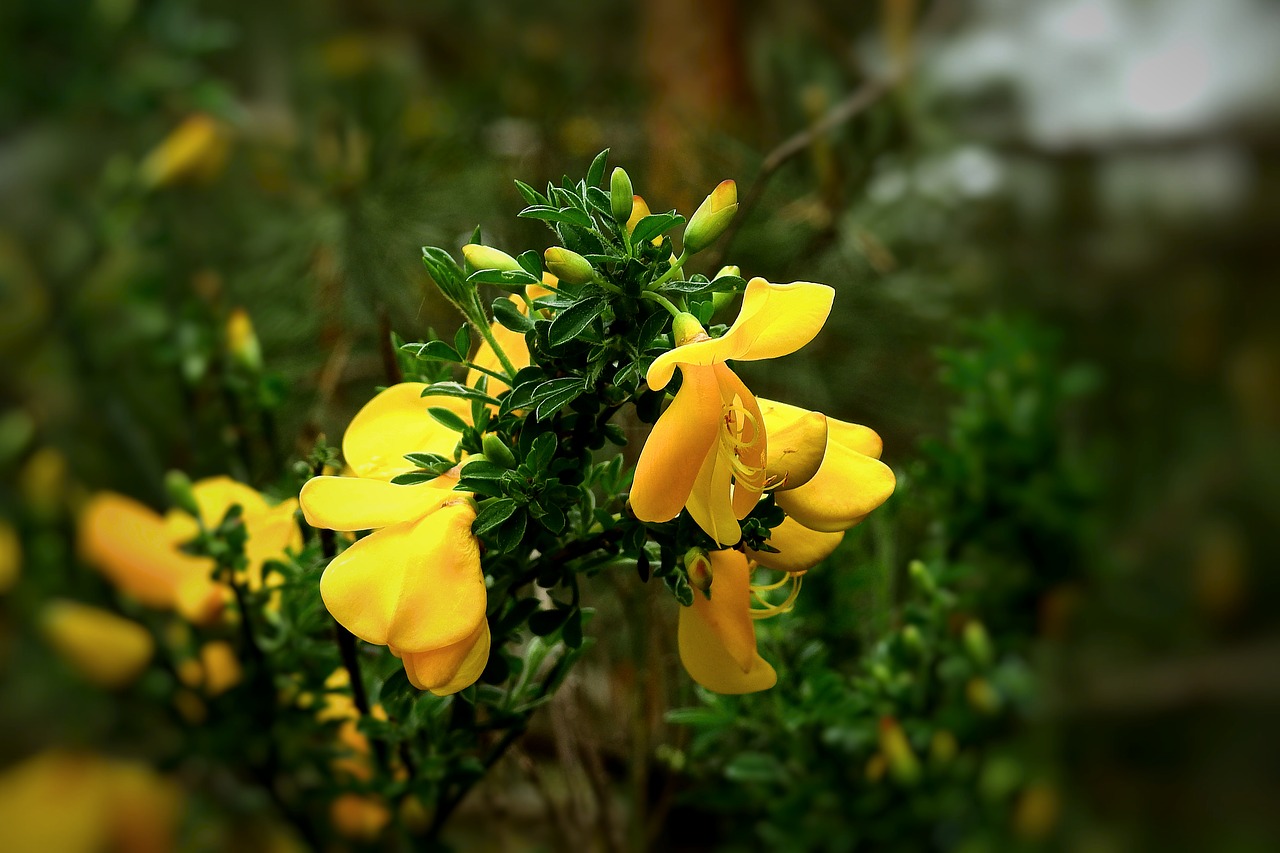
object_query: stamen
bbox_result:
[717,399,765,489]
[749,569,804,620]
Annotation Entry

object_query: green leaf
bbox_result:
[402,340,459,361]
[663,275,744,295]
[421,247,466,300]
[532,378,587,421]
[492,298,534,334]
[473,499,518,536]
[665,707,725,727]
[725,752,788,783]
[389,471,442,486]
[427,407,469,432]
[516,250,543,279]
[500,379,541,416]
[586,148,610,188]
[630,213,685,246]
[518,206,593,229]
[528,432,557,470]
[548,298,607,348]
[514,180,544,206]
[453,325,470,359]
[403,452,456,473]
[563,609,583,648]
[458,459,506,481]
[421,381,500,406]
[495,510,526,552]
[467,268,540,288]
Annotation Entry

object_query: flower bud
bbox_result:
[966,677,1002,715]
[878,717,921,785]
[140,114,230,188]
[0,520,20,594]
[543,247,595,285]
[683,180,738,253]
[226,308,262,372]
[714,265,741,280]
[610,167,634,223]
[165,470,201,519]
[684,549,712,592]
[626,194,652,235]
[908,560,936,595]
[40,600,154,689]
[462,243,522,272]
[482,434,517,469]
[900,624,924,657]
[671,312,708,347]
[710,265,742,313]
[963,620,993,667]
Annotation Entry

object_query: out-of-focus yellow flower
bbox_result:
[631,279,835,546]
[677,549,777,694]
[139,114,230,188]
[316,669,390,782]
[19,447,66,519]
[879,716,921,784]
[330,793,391,841]
[178,641,242,698]
[0,520,20,593]
[0,751,182,853]
[761,398,896,533]
[225,308,262,372]
[39,600,154,689]
[79,477,299,623]
[300,384,489,695]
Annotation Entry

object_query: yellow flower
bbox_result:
[139,114,230,188]
[300,383,489,695]
[759,398,896,533]
[631,278,835,546]
[79,493,225,624]
[39,600,154,689]
[330,793,391,841]
[79,477,300,622]
[177,641,243,698]
[0,520,20,594]
[466,282,550,397]
[0,752,182,853]
[678,549,777,694]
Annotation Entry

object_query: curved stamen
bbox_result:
[718,400,765,489]
[749,569,804,620]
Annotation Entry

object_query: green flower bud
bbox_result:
[543,247,595,285]
[966,677,1003,715]
[963,620,994,667]
[226,308,262,372]
[481,434,517,469]
[671,312,707,347]
[909,560,936,596]
[682,180,737,253]
[165,470,200,519]
[610,167,634,223]
[462,243,522,272]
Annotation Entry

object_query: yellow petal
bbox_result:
[746,515,844,573]
[342,382,470,480]
[758,398,828,489]
[714,364,766,518]
[0,752,113,853]
[646,278,834,390]
[330,793,391,842]
[0,520,21,594]
[198,641,242,697]
[678,551,776,694]
[398,618,490,695]
[189,476,270,525]
[300,475,454,532]
[319,502,485,652]
[775,441,896,532]
[174,574,228,626]
[685,439,741,547]
[630,366,721,524]
[242,500,301,591]
[40,600,154,689]
[830,419,884,459]
[79,493,214,611]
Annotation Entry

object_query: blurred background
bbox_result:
[2,0,1279,849]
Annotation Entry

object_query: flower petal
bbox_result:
[775,441,896,532]
[631,366,721,524]
[342,383,469,480]
[319,502,485,652]
[685,442,741,547]
[243,500,301,591]
[830,419,883,459]
[300,475,455,532]
[398,619,490,696]
[714,364,767,518]
[645,279,834,390]
[678,551,776,694]
[40,600,154,689]
[79,493,213,611]
[746,515,844,573]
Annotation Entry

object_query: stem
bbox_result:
[648,250,688,289]
[470,295,521,378]
[333,619,390,771]
[641,291,682,318]
[459,360,510,384]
